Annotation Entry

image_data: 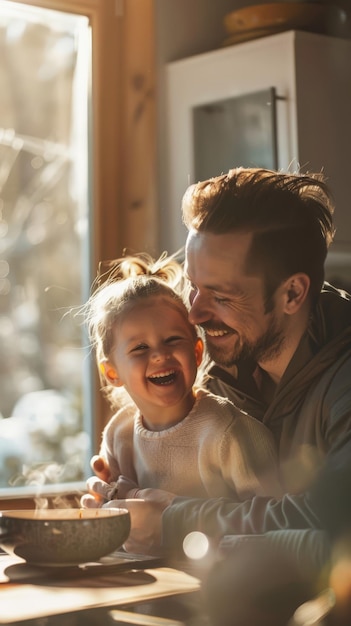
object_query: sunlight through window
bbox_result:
[0,1,92,495]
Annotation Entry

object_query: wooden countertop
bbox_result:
[0,553,201,624]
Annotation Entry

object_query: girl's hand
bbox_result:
[90,454,111,482]
[80,455,111,508]
[80,475,112,508]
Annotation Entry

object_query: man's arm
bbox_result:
[83,437,350,558]
[162,492,321,554]
[163,432,351,555]
[82,457,321,555]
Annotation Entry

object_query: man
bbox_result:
[84,168,351,622]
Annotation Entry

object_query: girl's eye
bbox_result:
[165,335,184,345]
[131,344,148,353]
[165,335,183,344]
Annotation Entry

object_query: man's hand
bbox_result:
[114,475,139,499]
[104,490,176,555]
[80,454,176,553]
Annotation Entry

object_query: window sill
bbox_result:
[0,482,86,510]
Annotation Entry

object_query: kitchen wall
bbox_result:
[155,0,241,255]
[154,0,351,287]
[155,0,242,63]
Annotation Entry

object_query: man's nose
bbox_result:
[188,291,211,325]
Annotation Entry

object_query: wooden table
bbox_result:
[0,552,202,625]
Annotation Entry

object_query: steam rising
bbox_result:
[9,461,83,509]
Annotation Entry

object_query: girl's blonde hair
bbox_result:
[83,251,200,410]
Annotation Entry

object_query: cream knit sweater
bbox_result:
[100,388,283,500]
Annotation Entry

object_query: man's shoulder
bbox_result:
[204,369,266,421]
[195,386,267,434]
[315,283,351,342]
[194,386,240,419]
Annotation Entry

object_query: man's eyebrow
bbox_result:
[189,280,238,295]
[184,270,243,295]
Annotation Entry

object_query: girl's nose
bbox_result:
[151,346,170,361]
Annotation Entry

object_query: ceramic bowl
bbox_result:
[0,508,131,566]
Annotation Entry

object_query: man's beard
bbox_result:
[204,316,285,368]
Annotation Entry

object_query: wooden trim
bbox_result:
[119,0,158,256]
[6,0,102,14]
[0,498,35,510]
[0,493,80,510]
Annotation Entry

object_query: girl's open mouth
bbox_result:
[148,370,177,385]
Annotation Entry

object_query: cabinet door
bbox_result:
[193,87,279,181]
[163,31,296,253]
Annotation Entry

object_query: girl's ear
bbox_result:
[194,337,204,366]
[99,360,123,387]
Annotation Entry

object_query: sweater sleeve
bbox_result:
[161,371,351,555]
[99,424,121,482]
[162,491,321,554]
[99,403,136,482]
[219,414,283,500]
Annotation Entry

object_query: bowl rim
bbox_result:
[0,507,130,521]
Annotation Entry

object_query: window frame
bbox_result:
[1,0,157,507]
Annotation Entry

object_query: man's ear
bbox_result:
[194,337,204,366]
[283,274,310,314]
[99,360,123,387]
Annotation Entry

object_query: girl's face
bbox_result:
[105,295,203,428]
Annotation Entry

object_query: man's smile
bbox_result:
[205,329,230,337]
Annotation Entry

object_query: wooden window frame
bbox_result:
[2,0,157,508]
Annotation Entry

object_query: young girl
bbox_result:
[84,253,282,501]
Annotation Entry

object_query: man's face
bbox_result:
[184,229,285,368]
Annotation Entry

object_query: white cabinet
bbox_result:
[162,29,351,281]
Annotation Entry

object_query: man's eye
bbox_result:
[214,296,229,304]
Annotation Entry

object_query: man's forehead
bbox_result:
[185,236,252,294]
[185,229,252,269]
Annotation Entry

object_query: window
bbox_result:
[0,0,158,502]
[0,1,92,497]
